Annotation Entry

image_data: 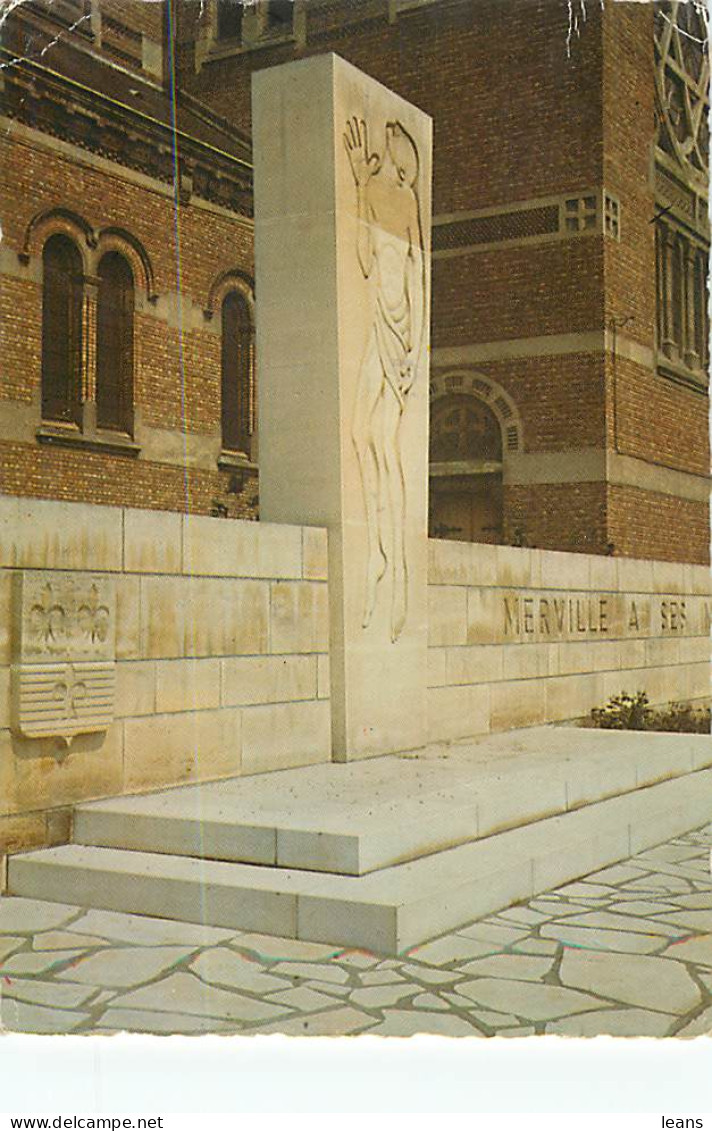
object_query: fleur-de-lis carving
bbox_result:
[52,666,88,718]
[29,583,66,646]
[77,584,110,644]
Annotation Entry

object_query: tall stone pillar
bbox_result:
[253,54,431,761]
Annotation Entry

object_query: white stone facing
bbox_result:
[254,54,432,761]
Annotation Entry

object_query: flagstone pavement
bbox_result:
[1,823,711,1038]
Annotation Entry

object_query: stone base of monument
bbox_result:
[7,728,712,953]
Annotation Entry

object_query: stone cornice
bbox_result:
[1,48,254,218]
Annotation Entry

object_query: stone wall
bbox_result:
[428,540,711,744]
[0,497,330,859]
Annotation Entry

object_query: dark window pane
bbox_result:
[97,252,134,433]
[430,395,503,464]
[41,234,83,425]
[222,290,253,453]
[217,0,244,40]
[265,0,293,29]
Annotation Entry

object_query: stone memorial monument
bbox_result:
[253,54,432,761]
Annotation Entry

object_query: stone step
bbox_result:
[71,728,712,876]
[9,767,712,953]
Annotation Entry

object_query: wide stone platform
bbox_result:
[8,727,712,953]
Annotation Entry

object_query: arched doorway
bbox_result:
[429,394,504,543]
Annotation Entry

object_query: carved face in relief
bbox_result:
[384,122,419,188]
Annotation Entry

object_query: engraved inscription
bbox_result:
[13,571,116,744]
[344,116,426,643]
[499,592,709,644]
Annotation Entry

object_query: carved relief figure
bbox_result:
[343,116,425,642]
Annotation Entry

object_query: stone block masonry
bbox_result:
[0,496,330,861]
[254,54,432,762]
[0,495,709,864]
[427,540,712,744]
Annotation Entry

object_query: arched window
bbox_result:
[429,394,504,544]
[97,252,134,434]
[221,289,254,455]
[41,234,83,425]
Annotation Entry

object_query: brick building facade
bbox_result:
[1,0,709,562]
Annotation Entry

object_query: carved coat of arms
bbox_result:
[12,571,116,745]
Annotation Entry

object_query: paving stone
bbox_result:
[337,951,380,969]
[367,1010,482,1037]
[2,949,87,975]
[455,978,608,1022]
[359,969,406,986]
[675,1007,712,1038]
[541,924,664,955]
[0,898,79,934]
[0,976,98,1010]
[269,961,350,984]
[546,1008,675,1038]
[607,901,680,917]
[555,882,618,899]
[0,937,25,962]
[304,980,351,997]
[466,1008,521,1028]
[586,864,647,884]
[0,998,88,1034]
[191,949,290,994]
[548,911,687,938]
[243,1006,376,1036]
[69,910,236,947]
[639,862,711,884]
[400,964,464,985]
[406,935,500,965]
[621,876,692,895]
[33,931,110,951]
[667,893,712,910]
[497,907,550,926]
[266,986,337,1012]
[639,844,706,865]
[559,949,702,1014]
[511,939,560,956]
[496,1026,537,1037]
[233,935,343,962]
[412,992,448,1010]
[97,1008,237,1035]
[455,922,531,946]
[93,990,118,1006]
[350,982,419,1008]
[528,900,597,917]
[112,972,290,1023]
[660,935,712,967]
[457,953,553,982]
[657,911,712,932]
[57,946,196,988]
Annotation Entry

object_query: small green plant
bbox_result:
[590,691,711,734]
[591,690,650,730]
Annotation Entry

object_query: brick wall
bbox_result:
[0,127,257,519]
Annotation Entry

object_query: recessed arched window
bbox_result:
[41,234,83,425]
[429,394,504,544]
[97,251,134,433]
[221,289,254,455]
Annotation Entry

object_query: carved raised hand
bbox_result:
[343,117,381,187]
